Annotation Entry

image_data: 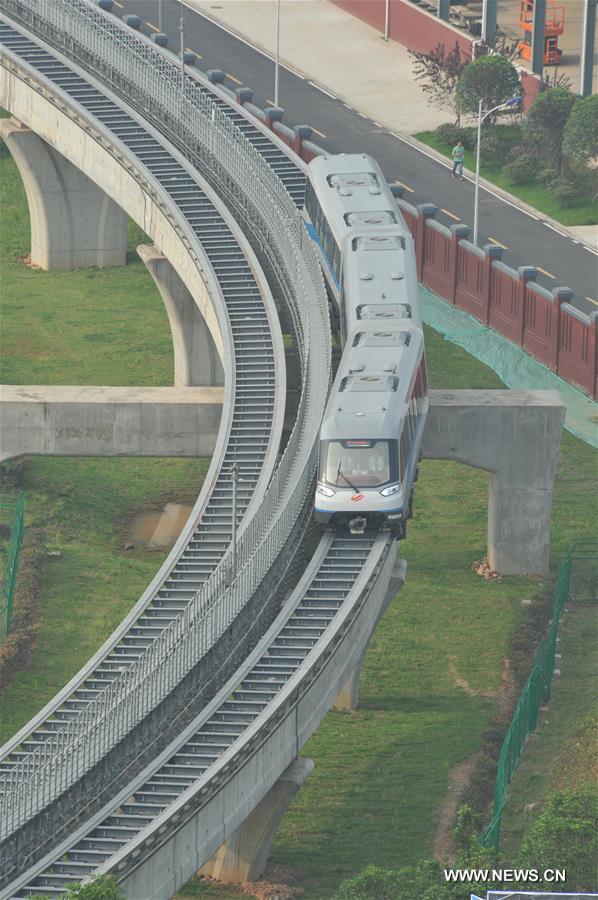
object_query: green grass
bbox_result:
[0,152,173,385]
[415,129,598,227]
[499,603,598,858]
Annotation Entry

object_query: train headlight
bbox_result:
[380,484,399,497]
[317,485,335,497]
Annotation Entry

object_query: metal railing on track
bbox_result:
[0,0,330,851]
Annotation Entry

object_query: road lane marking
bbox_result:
[343,103,353,110]
[185,47,202,58]
[441,208,460,221]
[308,81,337,99]
[311,126,327,139]
[146,21,159,32]
[373,121,383,128]
[226,73,243,85]
[536,266,556,279]
[113,0,123,6]
[358,112,368,119]
[543,221,568,237]
[488,236,508,249]
[583,245,598,255]
[585,296,598,305]
[394,180,414,193]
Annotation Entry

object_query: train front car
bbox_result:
[315,325,427,537]
[307,153,429,539]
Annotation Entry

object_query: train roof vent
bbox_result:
[352,236,405,251]
[339,375,399,393]
[353,331,411,347]
[345,211,396,227]
[357,304,411,320]
[329,172,379,191]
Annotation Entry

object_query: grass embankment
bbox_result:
[415,127,598,227]
[0,152,210,740]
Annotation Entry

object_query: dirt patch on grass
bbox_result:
[435,657,518,857]
[433,751,483,861]
[195,865,303,900]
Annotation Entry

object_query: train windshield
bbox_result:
[321,440,393,488]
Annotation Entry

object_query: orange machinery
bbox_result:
[519,0,565,65]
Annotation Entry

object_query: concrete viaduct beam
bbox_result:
[137,245,224,388]
[0,385,223,461]
[422,390,565,576]
[0,119,128,270]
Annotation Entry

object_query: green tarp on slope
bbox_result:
[420,286,598,449]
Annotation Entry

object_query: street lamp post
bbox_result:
[274,0,281,107]
[158,0,164,33]
[179,0,185,90]
[473,95,522,246]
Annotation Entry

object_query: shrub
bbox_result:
[334,865,401,899]
[551,174,585,208]
[461,751,498,813]
[479,127,503,164]
[503,152,538,185]
[435,123,473,150]
[0,457,27,488]
[524,86,577,175]
[0,528,45,690]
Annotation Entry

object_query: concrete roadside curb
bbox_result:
[187,1,598,260]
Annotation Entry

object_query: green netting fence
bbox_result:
[479,542,598,852]
[0,492,26,640]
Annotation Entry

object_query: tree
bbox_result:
[563,94,598,167]
[408,42,469,124]
[524,86,577,174]
[455,55,521,122]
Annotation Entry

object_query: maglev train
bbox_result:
[303,153,429,538]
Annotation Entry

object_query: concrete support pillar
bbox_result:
[200,758,314,883]
[481,0,497,46]
[293,125,312,157]
[423,391,565,575]
[0,119,127,270]
[580,0,597,96]
[437,0,450,22]
[531,0,547,76]
[481,241,502,322]
[137,244,224,387]
[334,559,407,711]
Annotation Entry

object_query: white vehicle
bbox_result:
[304,154,429,537]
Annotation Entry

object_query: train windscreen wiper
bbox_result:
[336,465,360,494]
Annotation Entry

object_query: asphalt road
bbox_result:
[113,0,597,313]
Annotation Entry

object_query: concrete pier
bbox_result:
[0,119,128,270]
[422,390,565,576]
[334,558,407,711]
[137,245,224,387]
[199,758,314,883]
[0,385,223,461]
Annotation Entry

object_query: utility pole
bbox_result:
[274,0,281,107]
[231,462,239,582]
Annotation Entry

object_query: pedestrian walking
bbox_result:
[451,140,465,179]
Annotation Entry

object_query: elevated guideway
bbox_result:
[0,3,406,896]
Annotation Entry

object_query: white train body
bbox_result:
[304,154,429,537]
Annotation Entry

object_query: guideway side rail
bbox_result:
[0,0,331,858]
